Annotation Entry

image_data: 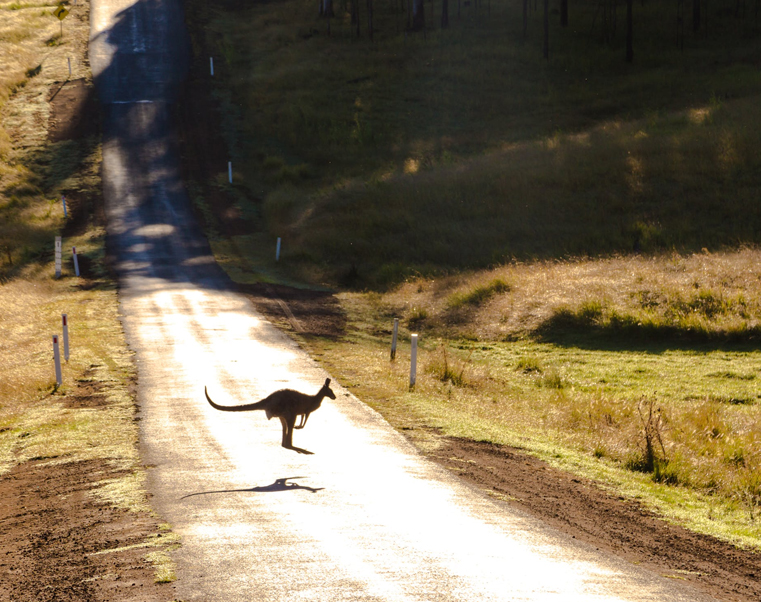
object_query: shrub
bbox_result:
[426,346,472,387]
[625,397,667,474]
[538,371,565,389]
[407,307,428,328]
[515,356,543,374]
[652,458,680,485]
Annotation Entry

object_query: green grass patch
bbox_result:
[302,301,761,548]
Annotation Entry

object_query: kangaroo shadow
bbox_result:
[180,477,324,500]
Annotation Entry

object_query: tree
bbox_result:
[367,0,374,40]
[693,0,701,31]
[442,0,449,27]
[561,0,568,26]
[543,0,549,58]
[625,0,633,62]
[352,0,360,36]
[412,0,425,30]
[319,0,334,17]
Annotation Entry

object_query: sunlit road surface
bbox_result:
[89,1,718,601]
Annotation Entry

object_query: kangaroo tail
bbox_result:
[205,386,267,412]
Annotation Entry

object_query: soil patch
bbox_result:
[426,435,761,602]
[239,282,346,340]
[64,367,116,410]
[48,78,100,143]
[0,458,175,602]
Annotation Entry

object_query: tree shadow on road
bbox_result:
[180,476,324,500]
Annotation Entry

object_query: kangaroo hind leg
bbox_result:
[280,415,313,455]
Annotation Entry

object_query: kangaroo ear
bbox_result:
[325,378,331,386]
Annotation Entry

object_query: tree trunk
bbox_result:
[625,0,633,62]
[353,0,361,35]
[367,0,374,40]
[543,0,549,58]
[693,0,700,31]
[442,0,449,27]
[560,0,568,25]
[523,0,528,38]
[412,0,425,30]
[320,0,334,17]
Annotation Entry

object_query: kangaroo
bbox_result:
[204,378,336,455]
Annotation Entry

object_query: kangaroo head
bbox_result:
[321,378,336,399]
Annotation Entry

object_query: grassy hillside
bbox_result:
[185,0,761,287]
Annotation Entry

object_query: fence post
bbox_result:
[72,247,80,277]
[409,333,418,389]
[53,335,62,386]
[62,314,70,361]
[390,318,399,360]
[55,236,62,278]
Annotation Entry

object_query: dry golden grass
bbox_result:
[383,248,761,341]
[0,274,138,469]
[0,0,91,177]
[0,0,57,156]
[0,278,65,404]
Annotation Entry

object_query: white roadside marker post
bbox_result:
[55,236,62,278]
[409,333,418,389]
[53,335,63,387]
[276,237,281,261]
[228,161,232,184]
[390,318,399,360]
[62,314,70,361]
[210,56,214,76]
[67,57,72,78]
[72,246,80,277]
